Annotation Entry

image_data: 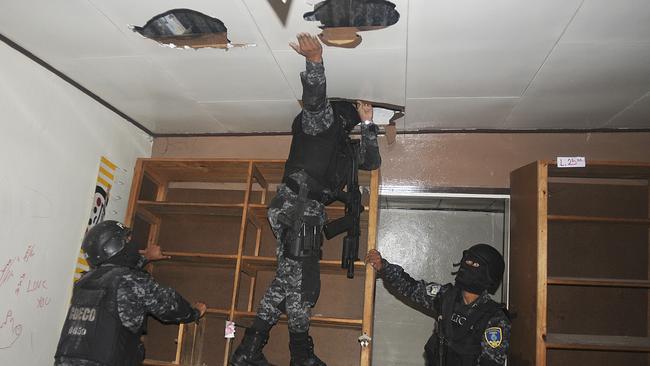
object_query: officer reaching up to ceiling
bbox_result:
[54,220,207,366]
[229,33,381,366]
[366,244,511,366]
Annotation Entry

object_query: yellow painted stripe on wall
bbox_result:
[96,176,112,190]
[101,156,117,171]
[99,166,115,180]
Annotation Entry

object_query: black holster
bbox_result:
[283,220,323,259]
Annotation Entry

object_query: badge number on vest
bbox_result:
[484,327,502,348]
[67,306,97,336]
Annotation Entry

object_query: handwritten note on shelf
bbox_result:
[0,244,51,351]
[556,156,586,168]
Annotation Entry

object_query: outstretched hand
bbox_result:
[356,101,373,122]
[365,249,384,272]
[289,33,323,63]
[193,302,207,318]
[140,245,171,262]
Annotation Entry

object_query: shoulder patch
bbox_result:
[425,283,442,297]
[484,327,503,348]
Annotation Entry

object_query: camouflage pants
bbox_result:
[255,185,325,333]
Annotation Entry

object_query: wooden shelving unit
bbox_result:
[509,160,650,366]
[124,158,380,366]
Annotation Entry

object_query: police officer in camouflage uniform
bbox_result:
[229,33,381,366]
[366,244,510,366]
[54,220,207,366]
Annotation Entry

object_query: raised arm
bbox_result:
[366,249,441,311]
[356,101,381,170]
[290,33,334,136]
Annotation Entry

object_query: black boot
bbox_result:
[229,327,270,366]
[289,332,326,366]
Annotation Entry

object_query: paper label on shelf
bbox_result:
[556,157,586,168]
[225,320,236,338]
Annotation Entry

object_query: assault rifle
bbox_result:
[323,139,363,279]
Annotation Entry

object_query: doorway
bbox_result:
[371,190,510,365]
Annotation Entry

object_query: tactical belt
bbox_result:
[284,176,326,203]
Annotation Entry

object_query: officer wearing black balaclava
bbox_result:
[54,220,207,366]
[230,33,381,366]
[366,244,510,366]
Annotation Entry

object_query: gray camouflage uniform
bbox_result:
[379,260,510,365]
[255,60,380,333]
[55,257,200,366]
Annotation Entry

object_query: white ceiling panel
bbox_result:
[406,0,582,98]
[54,56,229,133]
[607,92,650,128]
[561,0,650,44]
[2,0,650,133]
[274,47,407,104]
[0,0,135,60]
[123,97,225,134]
[243,0,409,51]
[405,97,519,130]
[505,43,650,128]
[154,46,295,102]
[199,100,302,133]
[55,56,186,103]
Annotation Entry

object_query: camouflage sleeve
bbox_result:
[117,271,200,332]
[300,60,334,136]
[378,259,443,311]
[478,311,511,365]
[359,122,381,170]
[134,255,148,269]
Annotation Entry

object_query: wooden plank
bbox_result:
[206,308,231,317]
[147,178,168,249]
[548,277,650,288]
[234,310,362,329]
[124,159,145,227]
[548,215,650,225]
[137,201,244,217]
[174,324,184,364]
[241,256,365,275]
[154,252,238,266]
[142,360,177,366]
[251,164,268,190]
[224,162,255,366]
[509,161,545,366]
[247,226,263,312]
[142,159,252,184]
[546,333,650,352]
[536,162,548,366]
[360,168,380,366]
[546,160,650,180]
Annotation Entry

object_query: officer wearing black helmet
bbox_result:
[54,220,207,366]
[366,244,510,366]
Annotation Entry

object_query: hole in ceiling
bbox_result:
[304,0,400,48]
[132,8,255,50]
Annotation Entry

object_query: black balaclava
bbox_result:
[331,100,361,132]
[453,244,505,295]
[104,240,141,269]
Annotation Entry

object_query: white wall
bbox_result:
[0,42,152,365]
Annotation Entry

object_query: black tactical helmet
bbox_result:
[82,220,132,267]
[461,244,505,294]
[331,100,361,132]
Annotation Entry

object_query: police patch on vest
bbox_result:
[484,327,502,348]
